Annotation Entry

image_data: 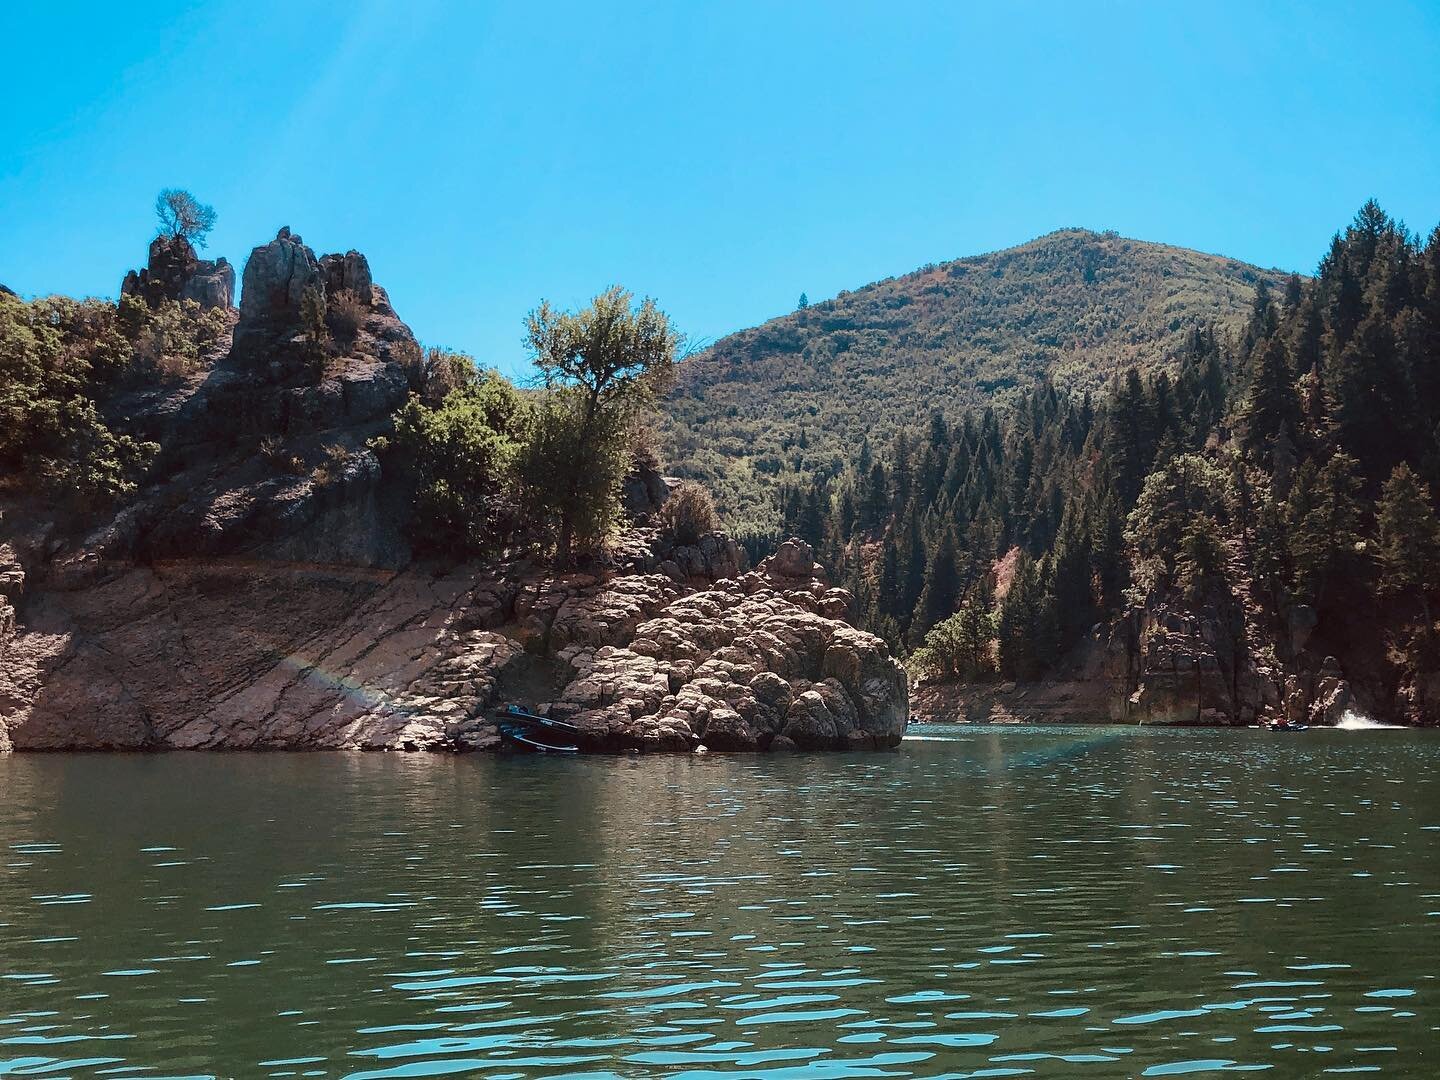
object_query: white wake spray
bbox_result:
[1334,709,1404,730]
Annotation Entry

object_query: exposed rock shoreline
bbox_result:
[0,535,908,754]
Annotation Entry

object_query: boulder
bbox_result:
[1108,602,1276,725]
[621,462,672,519]
[237,227,322,332]
[1308,658,1353,726]
[762,538,822,581]
[319,250,374,305]
[121,235,234,310]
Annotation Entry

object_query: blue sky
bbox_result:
[3,1,1438,379]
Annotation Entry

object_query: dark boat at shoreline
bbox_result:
[496,704,582,753]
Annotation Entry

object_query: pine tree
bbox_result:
[859,461,888,533]
[1047,515,1096,648]
[1376,463,1440,634]
[898,507,928,628]
[1283,272,1304,309]
[1105,368,1153,504]
[1271,421,1298,501]
[877,533,901,618]
[1241,277,1278,358]
[1289,292,1325,375]
[1240,336,1301,458]
[1288,452,1364,609]
[1252,494,1290,609]
[1327,312,1414,478]
[1032,590,1062,672]
[1175,514,1227,604]
[891,431,913,512]
[1092,486,1128,612]
[856,436,873,475]
[997,552,1042,681]
[797,479,826,547]
[837,485,857,537]
[913,529,961,639]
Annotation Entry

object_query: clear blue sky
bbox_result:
[3,1,1438,379]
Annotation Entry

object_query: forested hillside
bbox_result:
[788,201,1440,725]
[663,228,1286,535]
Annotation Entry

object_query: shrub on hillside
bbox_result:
[375,371,531,557]
[657,480,717,546]
[120,295,230,378]
[325,289,367,341]
[0,291,158,503]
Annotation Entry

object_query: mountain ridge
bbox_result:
[662,227,1292,533]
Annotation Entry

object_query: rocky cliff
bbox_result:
[913,607,1356,729]
[913,547,1360,729]
[0,230,908,753]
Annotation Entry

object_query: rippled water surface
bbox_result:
[1,725,1437,1078]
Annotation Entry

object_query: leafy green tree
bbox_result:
[525,286,681,564]
[910,596,996,682]
[380,373,531,557]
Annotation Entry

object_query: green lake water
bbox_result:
[0,725,1436,1078]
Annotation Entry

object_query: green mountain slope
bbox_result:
[662,228,1289,533]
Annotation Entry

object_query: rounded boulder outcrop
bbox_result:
[542,549,909,752]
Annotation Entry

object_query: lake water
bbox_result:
[1,725,1436,1078]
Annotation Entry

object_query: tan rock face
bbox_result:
[0,534,907,753]
[547,576,907,752]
